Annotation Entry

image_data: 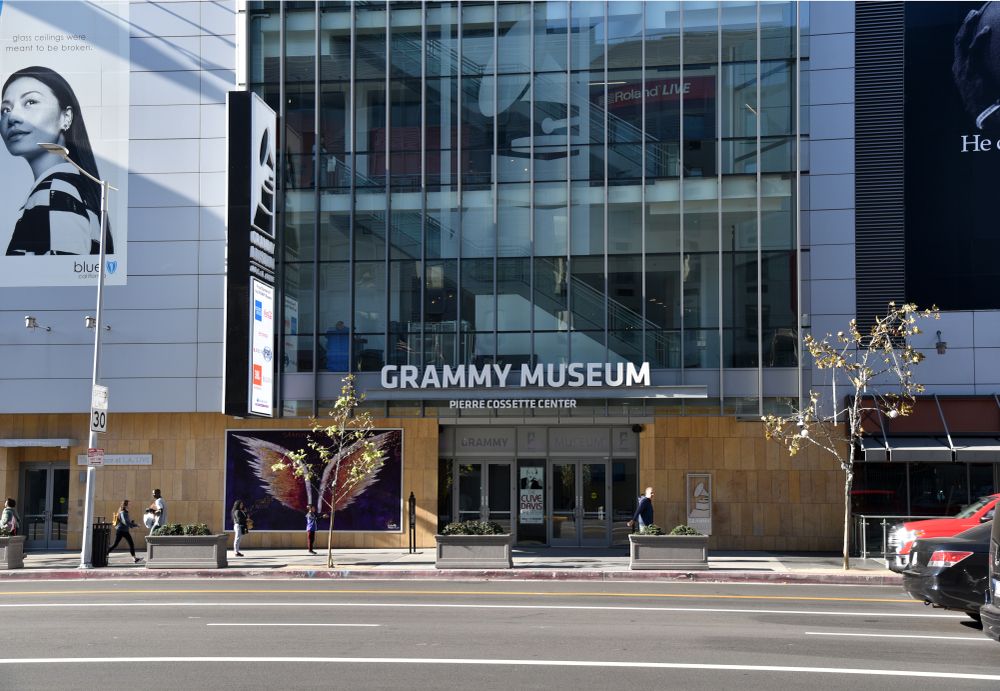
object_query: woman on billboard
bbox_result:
[0,66,113,256]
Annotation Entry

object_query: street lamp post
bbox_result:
[39,142,115,569]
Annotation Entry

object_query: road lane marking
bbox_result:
[206,623,380,627]
[0,601,963,618]
[0,656,997,681]
[0,588,912,604]
[805,631,988,642]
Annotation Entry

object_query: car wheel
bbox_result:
[967,611,983,623]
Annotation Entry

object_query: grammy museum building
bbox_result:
[5,2,994,554]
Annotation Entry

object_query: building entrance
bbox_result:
[19,462,70,549]
[550,460,609,546]
[439,426,639,548]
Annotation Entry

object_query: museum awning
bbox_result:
[859,394,1000,463]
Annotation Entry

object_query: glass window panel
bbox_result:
[685,328,720,368]
[721,62,757,140]
[248,7,281,85]
[534,331,569,365]
[285,82,317,190]
[570,255,605,331]
[760,60,793,137]
[646,2,681,67]
[389,260,421,358]
[721,0,756,62]
[607,1,643,70]
[683,1,719,66]
[355,79,386,185]
[461,258,495,333]
[388,81,423,191]
[426,3,458,78]
[760,137,794,174]
[390,5,423,79]
[910,464,970,516]
[497,3,532,74]
[319,82,349,179]
[354,206,386,259]
[497,258,532,330]
[535,1,568,73]
[760,250,796,331]
[283,261,314,372]
[354,333,386,371]
[319,2,351,82]
[760,1,795,60]
[354,261,386,332]
[422,327,457,367]
[463,191,496,257]
[761,188,793,249]
[426,191,460,259]
[498,184,531,257]
[646,253,680,330]
[646,183,680,253]
[608,191,642,254]
[463,2,497,75]
[426,77,459,156]
[684,208,719,253]
[570,181,604,255]
[608,254,644,327]
[284,191,315,262]
[684,65,718,177]
[571,330,605,362]
[722,251,759,368]
[609,329,643,364]
[497,331,532,367]
[647,329,680,368]
[570,1,605,71]
[608,143,642,182]
[721,138,758,175]
[721,176,757,251]
[390,204,422,260]
[318,260,351,350]
[534,182,568,255]
[425,260,458,323]
[534,257,569,330]
[971,464,998,499]
[468,331,496,367]
[684,252,720,328]
[852,463,907,515]
[355,6,387,80]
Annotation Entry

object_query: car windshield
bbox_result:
[955,496,994,518]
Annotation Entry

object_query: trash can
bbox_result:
[91,518,111,567]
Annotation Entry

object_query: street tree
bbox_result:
[762,302,939,570]
[271,374,387,567]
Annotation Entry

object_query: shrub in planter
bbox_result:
[668,524,704,536]
[146,523,226,569]
[628,523,709,570]
[435,520,511,569]
[639,524,664,535]
[441,520,505,536]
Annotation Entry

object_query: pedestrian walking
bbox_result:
[147,488,166,535]
[305,504,318,555]
[232,499,248,557]
[0,498,20,535]
[107,499,141,563]
[627,486,655,531]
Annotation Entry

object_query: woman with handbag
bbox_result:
[231,500,248,557]
[1,498,20,535]
[107,499,141,563]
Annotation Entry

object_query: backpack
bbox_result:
[111,511,121,530]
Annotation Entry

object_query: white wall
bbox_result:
[0,0,235,414]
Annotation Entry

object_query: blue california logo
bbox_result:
[106,259,118,275]
[254,300,262,321]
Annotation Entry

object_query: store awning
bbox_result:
[860,436,889,462]
[953,437,1000,463]
[884,437,953,462]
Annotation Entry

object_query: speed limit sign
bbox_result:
[90,407,107,433]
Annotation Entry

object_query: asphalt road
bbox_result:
[0,579,996,690]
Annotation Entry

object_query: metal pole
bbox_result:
[80,178,110,569]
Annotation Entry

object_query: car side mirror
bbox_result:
[983,511,995,523]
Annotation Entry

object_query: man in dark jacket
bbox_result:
[628,487,655,531]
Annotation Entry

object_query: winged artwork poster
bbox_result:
[224,429,403,532]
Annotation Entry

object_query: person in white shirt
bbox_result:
[147,488,166,535]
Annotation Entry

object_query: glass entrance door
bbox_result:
[549,460,609,546]
[454,461,514,536]
[21,463,70,549]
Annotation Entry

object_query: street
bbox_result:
[0,579,997,690]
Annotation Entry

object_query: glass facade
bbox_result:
[248,1,803,417]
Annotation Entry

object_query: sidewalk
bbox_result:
[0,548,903,586]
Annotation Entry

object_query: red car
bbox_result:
[888,494,999,571]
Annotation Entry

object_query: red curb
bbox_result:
[0,568,902,586]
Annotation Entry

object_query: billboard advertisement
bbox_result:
[905,3,1000,309]
[249,278,274,416]
[224,429,403,532]
[0,1,129,286]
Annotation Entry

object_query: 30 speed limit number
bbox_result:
[90,407,108,433]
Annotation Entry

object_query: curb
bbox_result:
[0,568,903,586]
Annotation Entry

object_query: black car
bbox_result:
[981,515,1000,641]
[902,521,990,622]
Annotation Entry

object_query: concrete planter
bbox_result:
[145,534,229,569]
[0,535,26,570]
[629,533,709,570]
[435,534,513,569]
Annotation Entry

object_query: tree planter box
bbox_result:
[629,534,709,570]
[145,534,228,569]
[435,534,513,569]
[0,535,26,570]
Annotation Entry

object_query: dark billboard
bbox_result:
[224,429,402,532]
[905,3,1000,310]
